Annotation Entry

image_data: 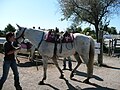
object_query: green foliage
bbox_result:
[66,25,82,33]
[82,27,96,38]
[103,26,117,34]
[58,0,120,41]
[108,27,117,34]
[0,30,5,37]
[4,24,16,33]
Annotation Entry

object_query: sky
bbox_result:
[0,0,120,32]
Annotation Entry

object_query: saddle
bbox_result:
[45,30,74,55]
[45,31,74,43]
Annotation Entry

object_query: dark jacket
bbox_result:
[4,41,15,60]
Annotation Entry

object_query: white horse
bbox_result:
[15,25,95,84]
[13,40,36,63]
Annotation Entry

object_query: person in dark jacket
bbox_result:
[0,32,22,90]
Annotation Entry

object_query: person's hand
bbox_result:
[15,47,21,50]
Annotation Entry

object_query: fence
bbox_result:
[105,39,120,57]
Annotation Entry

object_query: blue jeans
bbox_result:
[0,60,20,88]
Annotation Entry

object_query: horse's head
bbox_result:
[15,24,26,43]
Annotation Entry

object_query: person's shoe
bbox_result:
[0,84,3,90]
[15,85,22,90]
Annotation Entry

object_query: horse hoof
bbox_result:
[17,60,20,64]
[70,74,74,79]
[59,74,64,79]
[70,76,72,80]
[38,81,45,85]
[83,79,90,84]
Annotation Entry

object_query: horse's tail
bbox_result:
[87,37,95,78]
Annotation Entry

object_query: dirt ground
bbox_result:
[0,53,120,90]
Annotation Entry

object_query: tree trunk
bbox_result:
[95,24,99,42]
[94,24,103,65]
[98,30,103,65]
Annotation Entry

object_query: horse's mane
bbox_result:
[28,28,49,33]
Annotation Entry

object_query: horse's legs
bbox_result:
[83,56,94,83]
[52,56,64,79]
[38,56,48,85]
[29,46,36,62]
[70,52,82,79]
[15,50,20,64]
[16,56,20,64]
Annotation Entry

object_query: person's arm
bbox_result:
[4,43,20,55]
[7,47,21,55]
[7,50,16,55]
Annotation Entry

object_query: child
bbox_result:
[0,32,22,90]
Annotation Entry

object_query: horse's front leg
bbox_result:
[29,46,36,62]
[15,49,20,64]
[70,52,82,79]
[38,56,48,85]
[52,56,64,79]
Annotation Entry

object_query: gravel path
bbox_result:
[0,53,120,90]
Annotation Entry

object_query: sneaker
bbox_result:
[0,84,3,90]
[15,85,22,90]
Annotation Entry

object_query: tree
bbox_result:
[82,27,91,35]
[58,0,120,42]
[82,27,96,38]
[109,27,117,34]
[0,30,5,37]
[103,26,117,34]
[76,27,82,33]
[4,24,16,33]
[66,24,83,33]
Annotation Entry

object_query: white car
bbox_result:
[103,35,113,48]
[0,37,6,44]
[0,37,6,52]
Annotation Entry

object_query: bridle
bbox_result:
[16,28,26,41]
[16,27,45,49]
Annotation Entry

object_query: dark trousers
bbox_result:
[63,57,72,70]
[0,60,21,90]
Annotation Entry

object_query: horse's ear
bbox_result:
[16,24,21,30]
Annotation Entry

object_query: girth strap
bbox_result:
[37,32,45,49]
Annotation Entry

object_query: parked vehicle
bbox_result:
[0,37,6,52]
[103,34,112,48]
[0,37,6,44]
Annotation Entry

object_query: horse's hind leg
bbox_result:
[70,52,82,79]
[83,55,94,83]
[52,56,64,79]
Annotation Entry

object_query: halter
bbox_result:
[16,28,26,40]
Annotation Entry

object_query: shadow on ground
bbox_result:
[17,61,53,67]
[100,64,120,70]
[40,77,115,90]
